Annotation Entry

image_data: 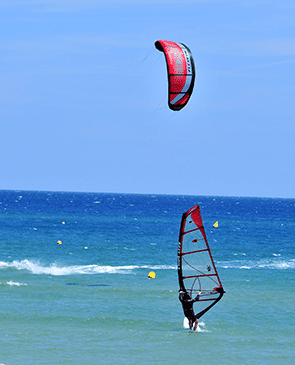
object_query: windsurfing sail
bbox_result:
[155,40,195,111]
[178,205,225,319]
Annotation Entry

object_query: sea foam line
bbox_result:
[0,259,176,276]
[220,259,295,270]
[0,281,28,286]
[7,281,27,286]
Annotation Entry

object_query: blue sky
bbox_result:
[1,0,295,198]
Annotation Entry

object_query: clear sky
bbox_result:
[1,0,295,198]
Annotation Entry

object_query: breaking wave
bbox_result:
[7,280,27,286]
[0,259,176,276]
[1,257,293,276]
[0,280,28,286]
[219,258,295,270]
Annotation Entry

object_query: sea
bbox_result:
[0,190,294,365]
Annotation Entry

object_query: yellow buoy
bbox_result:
[213,221,218,228]
[148,271,156,279]
[57,240,62,245]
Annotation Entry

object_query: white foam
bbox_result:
[196,321,210,333]
[0,259,176,276]
[183,319,210,332]
[140,264,176,270]
[6,281,27,286]
[220,258,295,270]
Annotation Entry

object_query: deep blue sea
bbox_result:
[0,190,294,364]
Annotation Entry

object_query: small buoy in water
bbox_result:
[148,271,156,279]
[57,240,62,245]
[62,222,65,225]
[213,221,218,228]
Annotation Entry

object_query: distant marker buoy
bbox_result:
[213,221,218,228]
[57,240,62,245]
[148,271,156,279]
[62,222,65,225]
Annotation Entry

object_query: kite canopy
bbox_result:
[178,205,225,319]
[155,40,195,111]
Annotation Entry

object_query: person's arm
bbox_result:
[193,291,201,302]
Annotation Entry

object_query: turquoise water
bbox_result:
[0,191,294,364]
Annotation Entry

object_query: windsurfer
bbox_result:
[179,289,201,330]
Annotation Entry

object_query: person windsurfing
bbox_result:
[179,289,201,331]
